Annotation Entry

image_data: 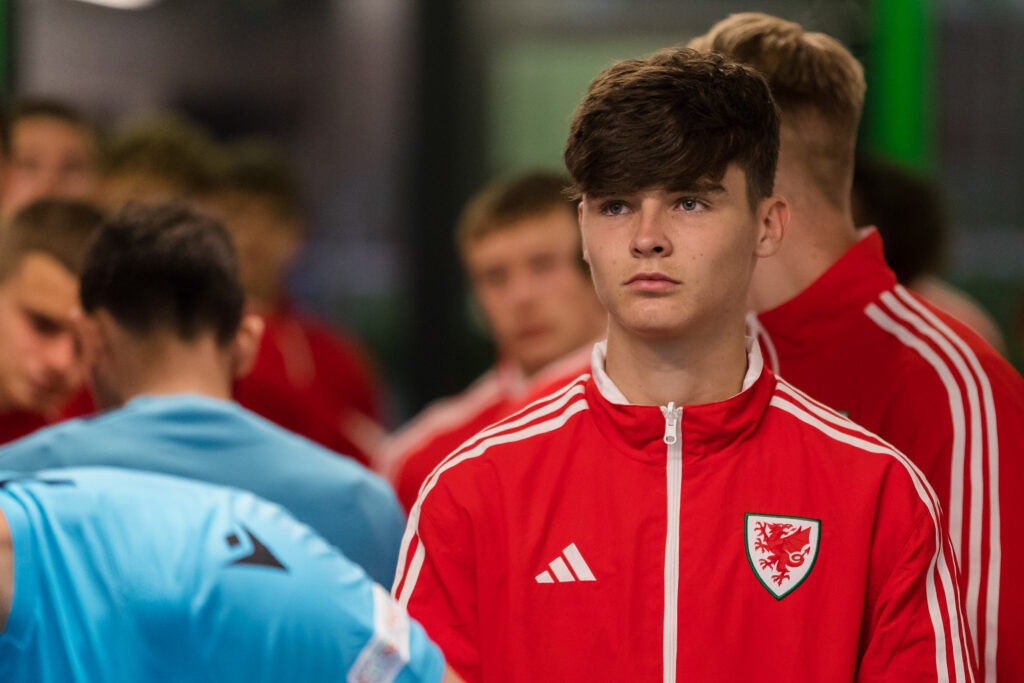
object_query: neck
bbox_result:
[103,336,235,408]
[748,190,858,312]
[603,322,749,407]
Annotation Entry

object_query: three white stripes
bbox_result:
[770,383,971,683]
[870,286,997,682]
[394,377,591,606]
[535,543,596,583]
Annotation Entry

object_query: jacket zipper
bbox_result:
[661,402,682,683]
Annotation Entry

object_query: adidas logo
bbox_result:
[535,543,596,583]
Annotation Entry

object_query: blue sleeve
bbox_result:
[320,458,408,588]
[0,419,98,472]
[197,492,444,682]
[0,468,444,683]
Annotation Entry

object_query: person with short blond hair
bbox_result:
[692,13,1024,681]
[99,113,220,211]
[0,198,104,442]
[211,139,386,466]
[0,99,101,219]
[380,170,605,510]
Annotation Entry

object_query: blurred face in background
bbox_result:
[0,252,83,414]
[1,116,100,219]
[464,208,606,376]
[99,172,189,214]
[212,191,301,307]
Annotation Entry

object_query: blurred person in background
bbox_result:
[0,98,101,220]
[691,13,1024,681]
[0,202,405,586]
[99,113,219,211]
[211,139,385,466]
[852,153,1005,352]
[0,199,104,443]
[379,171,606,511]
[0,467,455,682]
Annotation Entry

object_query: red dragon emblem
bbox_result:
[753,522,812,586]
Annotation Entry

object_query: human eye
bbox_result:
[475,267,508,289]
[60,159,87,175]
[676,197,706,212]
[28,313,62,337]
[528,254,558,275]
[14,156,39,173]
[599,200,630,216]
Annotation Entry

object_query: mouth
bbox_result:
[516,325,551,341]
[625,272,681,292]
[30,375,70,397]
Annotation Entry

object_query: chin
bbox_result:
[619,313,684,338]
[517,347,562,376]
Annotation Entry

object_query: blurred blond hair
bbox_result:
[690,13,865,206]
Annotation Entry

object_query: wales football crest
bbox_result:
[745,513,820,599]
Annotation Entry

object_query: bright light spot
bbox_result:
[72,0,163,9]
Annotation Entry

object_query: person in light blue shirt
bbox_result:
[0,467,452,682]
[0,202,404,585]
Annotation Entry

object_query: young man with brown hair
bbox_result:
[99,113,220,211]
[380,170,605,510]
[0,198,104,442]
[394,48,973,682]
[0,99,101,219]
[211,140,386,466]
[691,14,1024,681]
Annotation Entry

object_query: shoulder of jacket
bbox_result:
[417,378,592,493]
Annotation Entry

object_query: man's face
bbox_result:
[580,164,776,343]
[465,209,605,376]
[1,116,99,218]
[216,192,301,305]
[0,253,84,414]
[99,171,185,213]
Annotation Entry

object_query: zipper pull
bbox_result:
[661,402,679,445]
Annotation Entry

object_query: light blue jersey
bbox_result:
[0,394,404,585]
[0,467,444,682]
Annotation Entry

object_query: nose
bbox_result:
[32,165,65,198]
[43,333,80,381]
[506,267,541,309]
[629,204,672,258]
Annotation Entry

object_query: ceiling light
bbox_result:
[71,0,165,9]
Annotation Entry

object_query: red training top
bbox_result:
[235,301,383,466]
[381,345,592,511]
[752,229,1024,683]
[395,340,975,682]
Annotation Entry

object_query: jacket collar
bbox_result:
[494,342,598,400]
[584,336,775,463]
[755,228,896,348]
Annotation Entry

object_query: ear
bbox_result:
[754,195,789,258]
[578,201,590,264]
[230,312,265,380]
[74,309,112,371]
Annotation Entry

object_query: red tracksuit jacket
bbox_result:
[394,341,975,682]
[382,346,593,511]
[752,229,1024,682]
[234,301,383,465]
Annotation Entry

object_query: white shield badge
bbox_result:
[745,513,820,599]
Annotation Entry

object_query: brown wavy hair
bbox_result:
[564,47,780,209]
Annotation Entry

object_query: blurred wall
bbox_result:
[11,0,1022,419]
